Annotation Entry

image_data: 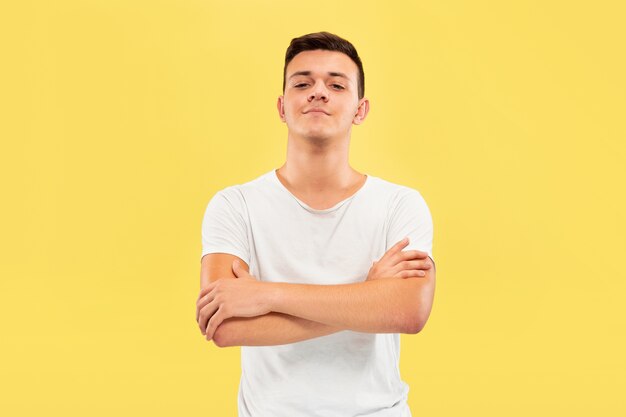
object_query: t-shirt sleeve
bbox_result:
[200,188,250,264]
[386,188,435,263]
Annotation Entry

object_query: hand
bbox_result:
[366,237,432,281]
[196,260,271,341]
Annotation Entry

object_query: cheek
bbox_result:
[343,106,359,122]
[284,104,298,119]
[282,99,299,116]
[282,108,302,127]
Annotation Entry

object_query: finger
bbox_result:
[232,260,241,277]
[198,300,220,335]
[380,237,410,262]
[390,260,430,277]
[196,288,216,322]
[197,284,214,301]
[233,260,252,279]
[401,259,432,271]
[205,307,226,341]
[398,249,430,261]
[397,269,426,279]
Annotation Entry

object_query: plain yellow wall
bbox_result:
[1,1,624,415]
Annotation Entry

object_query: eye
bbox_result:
[331,84,345,90]
[294,83,309,88]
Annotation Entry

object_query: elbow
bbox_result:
[401,268,436,334]
[211,325,232,348]
[402,305,432,334]
[403,315,427,334]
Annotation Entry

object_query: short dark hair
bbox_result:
[283,31,365,99]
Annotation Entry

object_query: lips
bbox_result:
[304,108,330,115]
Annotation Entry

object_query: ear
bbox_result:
[277,96,286,122]
[352,98,370,125]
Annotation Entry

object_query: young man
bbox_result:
[196,32,436,416]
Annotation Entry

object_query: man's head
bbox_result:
[282,32,365,99]
[277,32,370,143]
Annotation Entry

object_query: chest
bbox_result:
[247,198,389,284]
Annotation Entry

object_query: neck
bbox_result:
[277,131,362,194]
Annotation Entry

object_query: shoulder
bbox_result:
[209,170,275,206]
[366,175,429,208]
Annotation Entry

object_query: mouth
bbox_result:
[304,108,330,115]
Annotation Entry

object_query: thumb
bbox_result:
[232,259,242,277]
[232,259,251,279]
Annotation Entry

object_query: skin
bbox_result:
[197,239,435,344]
[196,49,436,347]
[275,49,370,209]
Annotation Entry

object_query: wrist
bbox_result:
[265,282,285,313]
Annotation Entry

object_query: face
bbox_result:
[277,50,369,142]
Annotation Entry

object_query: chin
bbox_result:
[303,131,333,145]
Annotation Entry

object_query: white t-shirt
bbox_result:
[201,169,434,417]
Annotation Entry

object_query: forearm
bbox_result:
[213,312,344,347]
[269,278,429,334]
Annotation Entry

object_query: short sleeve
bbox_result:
[200,188,250,264]
[386,188,435,263]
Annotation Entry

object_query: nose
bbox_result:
[307,82,329,102]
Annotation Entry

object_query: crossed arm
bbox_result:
[198,253,344,347]
[197,246,436,348]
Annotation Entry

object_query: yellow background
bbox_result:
[1,0,624,415]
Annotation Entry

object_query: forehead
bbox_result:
[286,50,358,80]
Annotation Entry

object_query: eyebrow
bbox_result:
[288,71,350,80]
